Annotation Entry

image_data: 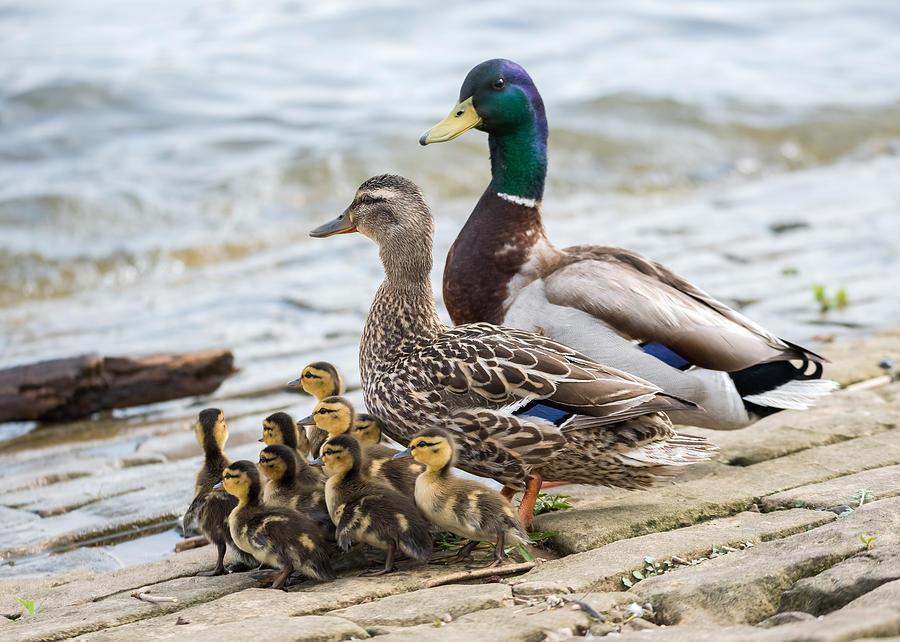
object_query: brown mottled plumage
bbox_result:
[309,175,715,528]
[258,444,328,516]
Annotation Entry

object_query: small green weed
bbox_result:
[529,493,572,516]
[860,534,878,550]
[622,542,754,589]
[11,597,43,622]
[433,531,464,552]
[813,285,848,313]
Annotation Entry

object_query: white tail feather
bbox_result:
[619,434,716,467]
[743,378,838,410]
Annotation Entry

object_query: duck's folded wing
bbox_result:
[547,246,825,372]
[422,324,695,426]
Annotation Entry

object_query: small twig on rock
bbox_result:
[845,375,890,392]
[424,561,539,588]
[670,556,690,565]
[130,586,178,604]
[720,545,739,553]
[175,536,209,553]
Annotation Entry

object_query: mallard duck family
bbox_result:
[183,59,835,587]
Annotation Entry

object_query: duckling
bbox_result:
[259,443,329,521]
[313,435,432,576]
[260,411,310,461]
[182,408,255,576]
[218,460,335,589]
[353,413,385,446]
[300,396,423,496]
[288,361,345,458]
[396,427,528,568]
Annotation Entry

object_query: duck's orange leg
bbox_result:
[539,481,569,489]
[517,472,543,531]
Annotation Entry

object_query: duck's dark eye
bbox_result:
[492,77,505,90]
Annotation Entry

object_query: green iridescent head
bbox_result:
[421,59,548,202]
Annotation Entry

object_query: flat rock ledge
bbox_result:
[1,330,899,641]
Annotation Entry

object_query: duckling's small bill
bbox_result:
[420,96,482,145]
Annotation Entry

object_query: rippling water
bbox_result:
[2,0,900,365]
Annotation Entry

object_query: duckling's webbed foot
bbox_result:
[464,531,507,569]
[196,542,228,576]
[360,541,397,576]
[429,539,478,565]
[270,563,294,590]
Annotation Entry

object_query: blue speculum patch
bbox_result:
[516,400,573,425]
[641,341,691,370]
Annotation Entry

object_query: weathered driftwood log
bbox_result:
[0,351,235,422]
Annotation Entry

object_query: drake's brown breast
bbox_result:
[442,190,543,325]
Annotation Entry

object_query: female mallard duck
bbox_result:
[218,460,335,589]
[288,362,344,458]
[258,444,328,516]
[260,411,310,461]
[396,427,528,567]
[313,434,432,575]
[419,59,836,430]
[299,396,423,496]
[182,408,256,576]
[310,174,715,529]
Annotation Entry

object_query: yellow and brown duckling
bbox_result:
[396,427,528,568]
[288,361,344,458]
[217,460,335,590]
[300,396,423,496]
[258,444,333,541]
[353,413,385,446]
[260,411,310,461]
[313,434,432,576]
[182,408,256,576]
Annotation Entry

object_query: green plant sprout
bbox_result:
[621,542,754,588]
[813,285,848,313]
[527,493,572,516]
[859,534,878,550]
[12,597,43,622]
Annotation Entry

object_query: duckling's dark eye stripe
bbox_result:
[303,372,318,379]
[318,408,334,414]
[412,440,439,449]
[223,473,237,479]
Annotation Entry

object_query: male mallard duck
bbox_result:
[258,444,327,515]
[312,434,432,575]
[419,59,836,430]
[310,175,715,529]
[396,427,527,567]
[217,460,335,589]
[182,408,255,576]
[260,411,310,461]
[299,396,423,496]
[288,362,345,458]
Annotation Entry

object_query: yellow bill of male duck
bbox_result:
[310,174,717,530]
[420,59,838,431]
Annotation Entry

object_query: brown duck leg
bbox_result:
[270,562,294,590]
[430,539,478,564]
[518,472,542,531]
[465,531,506,569]
[196,541,227,576]
[361,541,397,576]
[540,481,569,489]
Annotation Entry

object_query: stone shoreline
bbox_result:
[1,326,899,641]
